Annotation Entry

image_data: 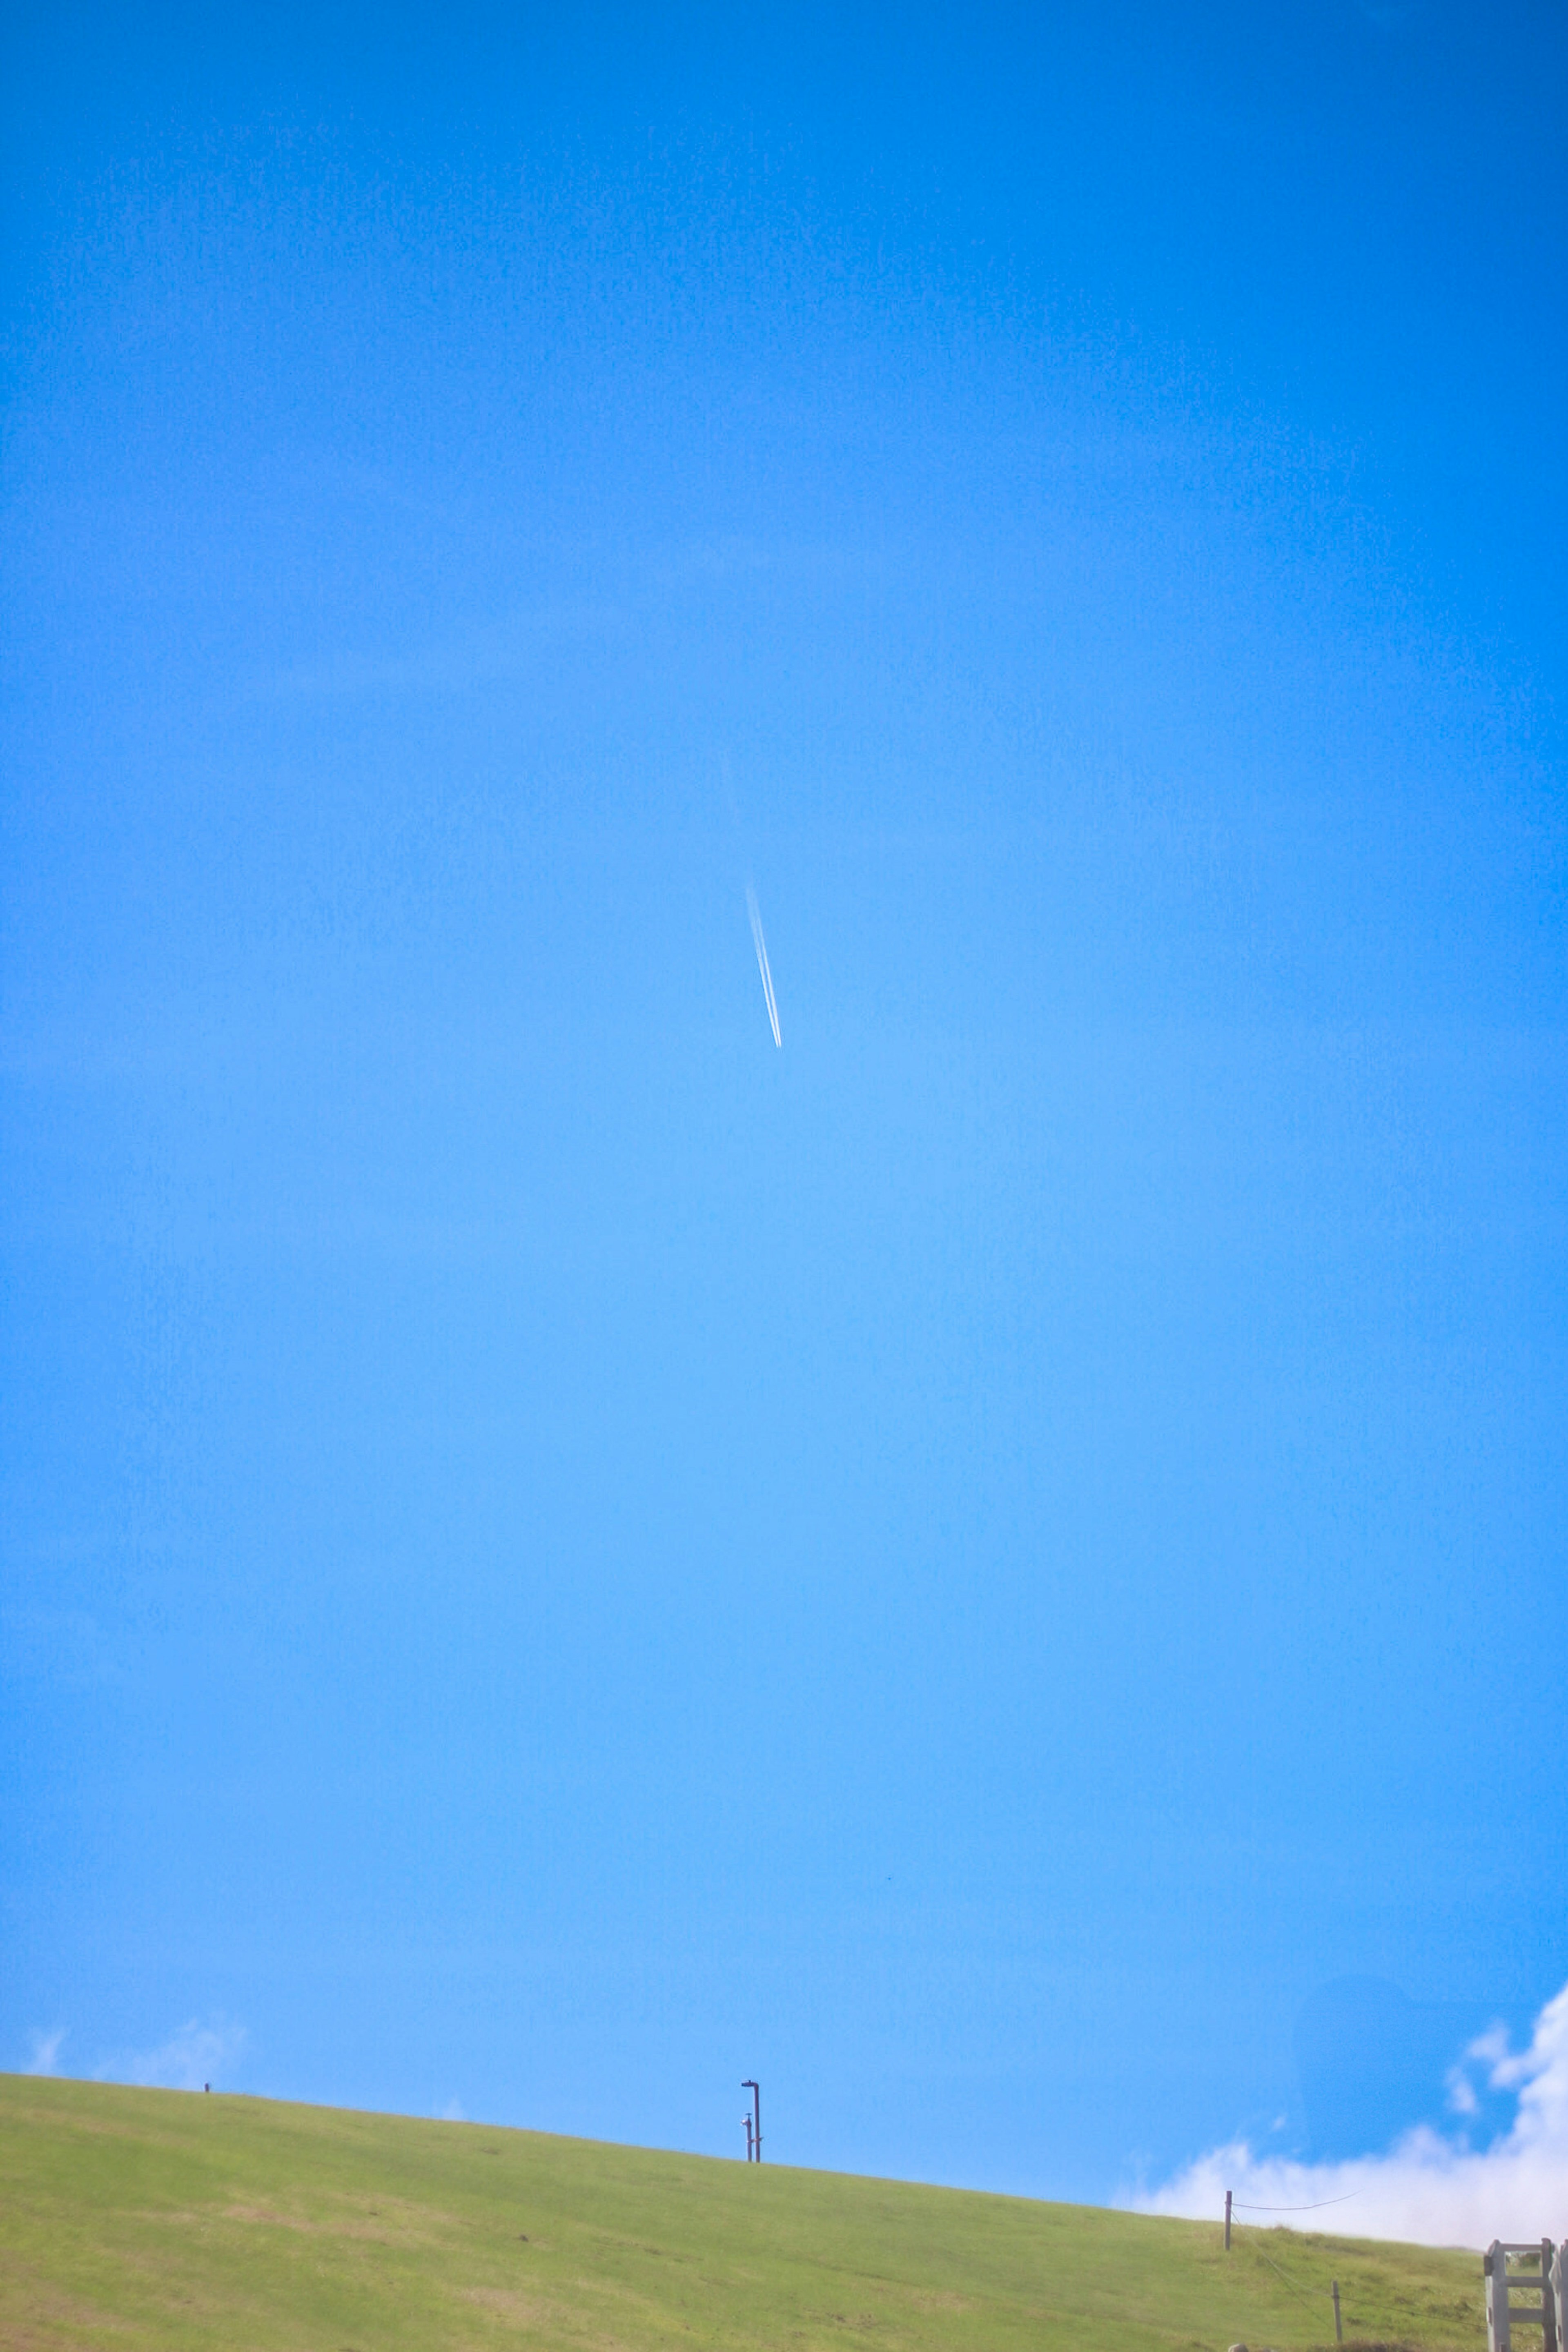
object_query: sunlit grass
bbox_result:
[0,2074,1486,2350]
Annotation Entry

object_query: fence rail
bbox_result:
[1485,2239,1560,2352]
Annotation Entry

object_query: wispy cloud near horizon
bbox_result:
[24,2027,66,2075]
[99,2017,247,2093]
[1127,1980,1568,2250]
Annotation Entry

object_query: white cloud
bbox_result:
[438,2098,466,2122]
[102,2017,247,2093]
[24,2027,66,2075]
[1127,1979,1568,2250]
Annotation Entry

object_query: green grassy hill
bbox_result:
[0,2075,1485,2351]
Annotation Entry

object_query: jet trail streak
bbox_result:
[746,886,782,1048]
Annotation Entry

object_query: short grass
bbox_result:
[0,2075,1486,2352]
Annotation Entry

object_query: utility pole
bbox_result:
[742,2080,761,2163]
[1224,2190,1232,2251]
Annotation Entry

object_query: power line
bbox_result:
[1225,2190,1351,2340]
[1254,2243,1335,2322]
[1233,2192,1359,2212]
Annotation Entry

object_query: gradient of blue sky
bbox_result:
[2,0,1564,2200]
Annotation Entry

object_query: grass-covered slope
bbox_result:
[0,2074,1485,2351]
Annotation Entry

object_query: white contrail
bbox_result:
[746,885,782,1048]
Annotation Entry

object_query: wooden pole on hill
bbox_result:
[1224,2190,1232,2250]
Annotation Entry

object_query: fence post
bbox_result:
[1332,2279,1342,2343]
[1224,2190,1232,2252]
[1544,2238,1560,2352]
[1487,2242,1510,2352]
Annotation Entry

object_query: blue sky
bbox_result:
[3,0,1565,2214]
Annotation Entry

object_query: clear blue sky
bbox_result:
[2,0,1564,2199]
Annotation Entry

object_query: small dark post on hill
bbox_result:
[742,2080,761,2162]
[743,2113,753,2160]
[1332,2279,1343,2342]
[1224,2190,1232,2250]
